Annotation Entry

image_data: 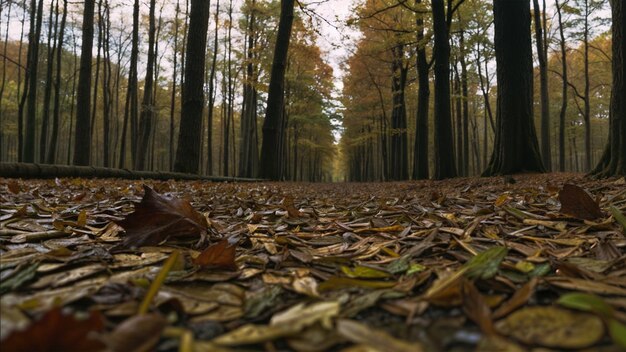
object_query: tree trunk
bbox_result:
[118,0,139,169]
[460,29,470,176]
[533,0,552,171]
[591,0,625,177]
[239,0,259,178]
[390,42,408,180]
[23,0,44,163]
[206,0,220,175]
[432,0,457,179]
[556,0,568,172]
[483,0,545,176]
[169,0,180,171]
[259,0,295,180]
[40,0,58,163]
[73,0,95,166]
[134,0,157,171]
[174,0,211,174]
[412,0,429,180]
[47,0,67,164]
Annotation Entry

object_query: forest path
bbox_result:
[1,173,625,350]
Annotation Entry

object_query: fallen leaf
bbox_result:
[105,313,167,352]
[116,186,208,248]
[282,196,302,217]
[2,307,105,352]
[464,246,508,280]
[7,180,20,194]
[193,239,238,271]
[336,319,421,352]
[496,306,604,348]
[558,184,603,220]
[462,280,495,334]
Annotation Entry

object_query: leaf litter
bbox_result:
[0,173,625,351]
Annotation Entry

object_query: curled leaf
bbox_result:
[116,186,207,248]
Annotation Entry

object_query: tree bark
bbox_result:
[23,0,44,163]
[259,0,295,180]
[47,0,67,164]
[533,0,552,171]
[483,0,545,176]
[174,0,212,174]
[118,0,139,169]
[73,0,95,166]
[412,0,429,180]
[432,0,457,179]
[134,0,157,170]
[390,42,408,180]
[556,0,568,172]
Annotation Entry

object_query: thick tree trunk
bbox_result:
[73,0,95,166]
[483,0,545,176]
[259,0,295,180]
[432,0,457,180]
[174,0,212,174]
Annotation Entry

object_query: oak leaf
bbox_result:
[116,186,208,248]
[193,239,238,270]
[558,184,603,221]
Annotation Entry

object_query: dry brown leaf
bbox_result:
[193,239,238,271]
[2,307,105,352]
[105,313,167,352]
[558,184,603,220]
[116,185,208,248]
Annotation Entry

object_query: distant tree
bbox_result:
[174,0,212,173]
[591,0,625,177]
[483,0,545,175]
[134,0,157,170]
[73,0,95,166]
[21,0,44,162]
[412,0,429,180]
[118,0,139,169]
[555,0,568,172]
[259,0,296,180]
[47,0,68,164]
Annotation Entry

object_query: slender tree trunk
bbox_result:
[259,0,295,180]
[460,29,470,176]
[102,0,112,167]
[47,0,67,164]
[90,0,103,155]
[174,0,211,173]
[556,0,568,172]
[0,1,13,161]
[169,0,180,171]
[206,0,220,175]
[22,0,44,162]
[582,0,591,171]
[118,0,139,168]
[413,0,429,179]
[432,0,457,179]
[239,0,259,178]
[134,0,157,170]
[39,0,57,162]
[16,0,28,162]
[533,0,552,170]
[390,42,408,180]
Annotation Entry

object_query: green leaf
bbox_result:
[557,292,614,318]
[610,206,626,232]
[464,246,508,280]
[0,263,39,295]
[341,265,391,279]
[608,319,626,349]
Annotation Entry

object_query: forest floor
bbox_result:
[0,173,625,351]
